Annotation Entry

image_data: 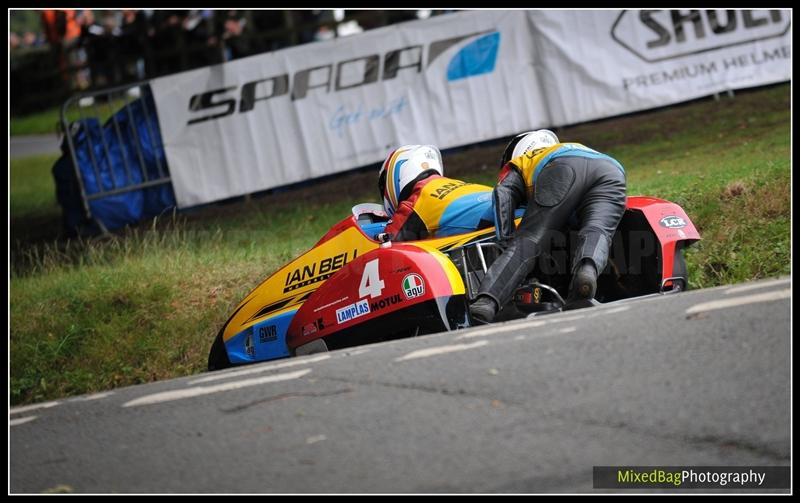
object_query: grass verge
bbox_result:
[10,83,791,405]
[11,97,133,136]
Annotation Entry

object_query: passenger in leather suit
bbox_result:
[469,130,627,322]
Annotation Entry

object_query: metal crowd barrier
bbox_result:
[59,81,171,234]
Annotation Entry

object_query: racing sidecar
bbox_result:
[208,197,700,370]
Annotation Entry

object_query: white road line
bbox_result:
[10,416,38,427]
[686,289,790,315]
[546,313,587,323]
[394,340,488,362]
[725,278,791,295]
[306,434,327,445]
[189,354,330,385]
[590,305,631,316]
[559,327,577,334]
[342,349,370,357]
[69,391,115,402]
[458,305,627,340]
[456,320,548,339]
[123,369,312,407]
[10,400,60,415]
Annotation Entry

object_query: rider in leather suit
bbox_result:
[379,144,495,241]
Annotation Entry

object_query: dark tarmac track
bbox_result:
[10,277,791,494]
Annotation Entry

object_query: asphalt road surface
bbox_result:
[10,277,791,494]
[10,134,62,160]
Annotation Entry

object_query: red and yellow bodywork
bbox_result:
[210,195,700,368]
[215,213,493,365]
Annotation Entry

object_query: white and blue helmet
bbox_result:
[500,129,559,168]
[378,144,444,216]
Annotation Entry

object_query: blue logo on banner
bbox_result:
[447,32,500,81]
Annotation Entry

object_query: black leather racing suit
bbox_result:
[477,144,627,307]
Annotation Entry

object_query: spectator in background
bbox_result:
[26,8,459,94]
[119,9,149,80]
[41,10,83,86]
[103,11,125,84]
[9,32,21,50]
[250,10,290,52]
[41,9,82,48]
[313,10,336,42]
[22,31,44,47]
[217,10,250,61]
[151,10,187,75]
[80,10,117,87]
[9,31,45,50]
[183,10,219,68]
[292,10,320,45]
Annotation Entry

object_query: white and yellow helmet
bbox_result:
[500,129,559,167]
[378,144,444,216]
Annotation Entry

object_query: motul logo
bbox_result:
[611,10,791,62]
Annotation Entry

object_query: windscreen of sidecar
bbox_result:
[351,203,527,241]
[352,203,389,239]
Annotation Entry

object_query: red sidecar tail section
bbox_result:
[626,196,701,286]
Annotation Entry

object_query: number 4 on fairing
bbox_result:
[208,196,700,370]
[358,258,385,299]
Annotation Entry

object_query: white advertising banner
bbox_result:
[151,9,791,208]
[527,9,792,126]
[151,11,547,208]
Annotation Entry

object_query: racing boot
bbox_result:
[568,259,598,301]
[469,295,498,324]
[568,228,610,303]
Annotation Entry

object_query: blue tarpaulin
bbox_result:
[52,92,176,234]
